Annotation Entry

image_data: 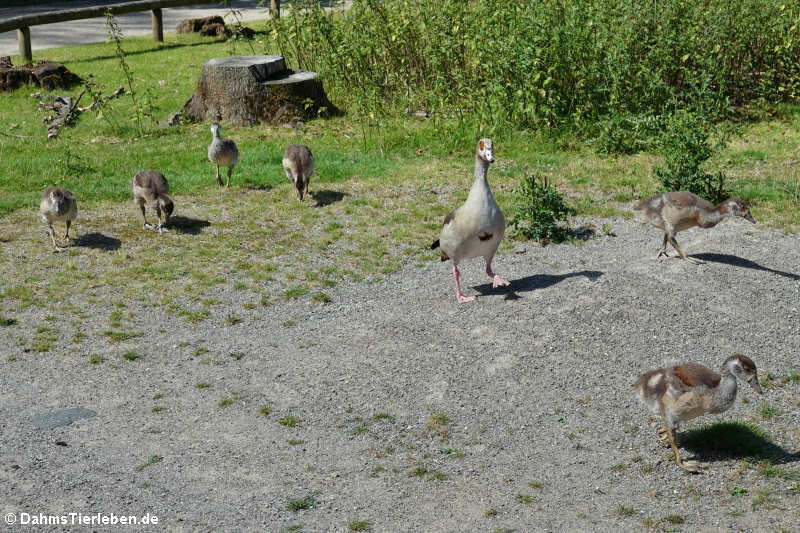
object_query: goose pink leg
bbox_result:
[453,265,475,303]
[486,262,509,288]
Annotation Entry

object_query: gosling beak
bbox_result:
[749,376,763,394]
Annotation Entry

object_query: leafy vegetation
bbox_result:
[509,174,574,243]
[653,113,729,203]
[270,0,800,133]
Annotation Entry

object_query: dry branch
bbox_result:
[31,86,123,138]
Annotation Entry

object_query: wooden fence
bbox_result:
[0,0,279,63]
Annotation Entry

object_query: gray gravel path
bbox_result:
[1,216,799,532]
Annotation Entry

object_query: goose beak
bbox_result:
[744,212,756,223]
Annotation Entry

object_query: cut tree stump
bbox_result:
[183,56,339,125]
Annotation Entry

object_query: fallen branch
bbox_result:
[78,86,124,112]
[31,86,123,138]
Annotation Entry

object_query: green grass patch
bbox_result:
[287,495,316,512]
[135,455,163,471]
[279,415,300,427]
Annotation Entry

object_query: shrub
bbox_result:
[653,113,729,203]
[594,113,665,155]
[268,0,800,132]
[509,174,574,243]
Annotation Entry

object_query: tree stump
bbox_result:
[183,56,339,125]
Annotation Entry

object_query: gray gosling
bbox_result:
[635,354,762,473]
[635,191,755,264]
[131,171,173,232]
[282,144,314,201]
[207,122,239,189]
[40,187,77,252]
[430,138,509,303]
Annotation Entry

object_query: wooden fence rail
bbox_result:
[0,0,273,63]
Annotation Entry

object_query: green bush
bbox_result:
[594,113,665,155]
[509,174,574,243]
[268,0,800,132]
[653,113,729,203]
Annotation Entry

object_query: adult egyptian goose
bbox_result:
[282,144,314,201]
[207,123,239,188]
[634,354,762,473]
[430,138,509,303]
[39,187,77,252]
[635,191,755,264]
[131,171,173,232]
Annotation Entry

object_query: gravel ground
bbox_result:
[1,216,799,532]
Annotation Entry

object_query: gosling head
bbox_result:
[725,354,762,394]
[724,198,756,223]
[295,178,306,201]
[477,138,495,164]
[160,196,174,225]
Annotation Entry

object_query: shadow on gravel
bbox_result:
[693,253,800,280]
[475,270,603,299]
[312,190,348,207]
[73,233,121,251]
[681,420,800,466]
[169,216,211,235]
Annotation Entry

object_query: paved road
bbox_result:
[0,1,268,58]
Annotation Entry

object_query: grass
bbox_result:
[516,494,533,505]
[122,351,139,361]
[286,495,316,512]
[279,415,299,427]
[135,455,163,471]
[664,514,684,524]
[348,521,370,531]
[616,506,635,517]
[757,403,780,419]
[217,393,242,408]
[0,27,796,322]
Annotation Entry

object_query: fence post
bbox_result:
[18,27,32,63]
[270,0,280,19]
[151,8,163,41]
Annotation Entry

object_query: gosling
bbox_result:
[131,171,173,232]
[39,187,77,252]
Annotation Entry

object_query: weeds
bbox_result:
[135,455,163,471]
[287,495,316,511]
[616,506,635,517]
[279,415,300,427]
[268,0,800,133]
[653,113,729,203]
[105,10,151,134]
[509,173,573,243]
